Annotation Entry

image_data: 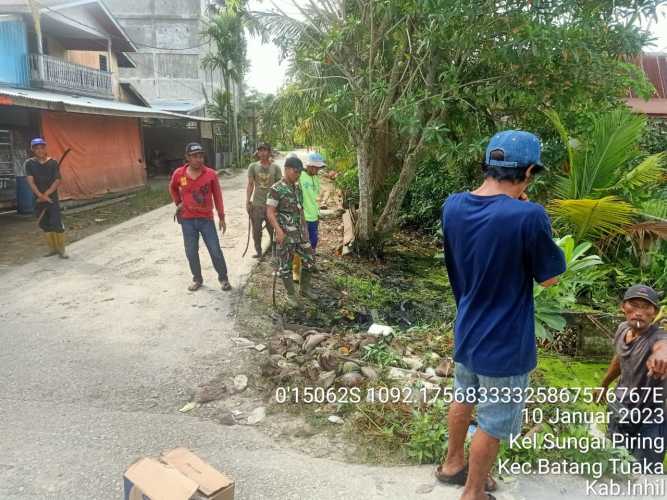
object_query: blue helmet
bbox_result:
[30,137,47,148]
[306,152,326,168]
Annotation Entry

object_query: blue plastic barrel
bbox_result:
[16,176,35,214]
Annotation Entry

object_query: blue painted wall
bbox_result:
[0,17,29,88]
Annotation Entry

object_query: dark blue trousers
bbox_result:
[181,218,228,284]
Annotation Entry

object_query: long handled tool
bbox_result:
[242,214,252,257]
[36,147,72,226]
[271,232,278,309]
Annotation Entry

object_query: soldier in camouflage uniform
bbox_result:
[266,156,317,306]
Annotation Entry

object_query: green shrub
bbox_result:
[406,400,448,464]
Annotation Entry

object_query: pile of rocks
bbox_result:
[259,324,453,393]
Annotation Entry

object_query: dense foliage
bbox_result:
[251,0,660,252]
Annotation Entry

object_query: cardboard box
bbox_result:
[124,448,234,500]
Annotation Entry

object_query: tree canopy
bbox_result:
[249,0,662,253]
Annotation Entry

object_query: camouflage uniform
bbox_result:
[266,179,314,277]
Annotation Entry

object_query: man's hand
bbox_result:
[519,192,529,201]
[540,277,559,288]
[219,217,227,234]
[647,344,667,379]
[275,228,286,245]
[39,194,52,203]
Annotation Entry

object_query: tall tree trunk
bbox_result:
[223,73,233,167]
[356,135,374,246]
[232,80,240,167]
[369,120,393,199]
[374,139,425,236]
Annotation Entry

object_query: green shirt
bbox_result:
[248,161,282,206]
[299,172,320,222]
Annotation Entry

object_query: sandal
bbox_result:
[435,464,468,486]
[435,464,497,492]
[188,282,202,292]
[220,279,232,291]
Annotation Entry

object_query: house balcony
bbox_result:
[29,54,113,99]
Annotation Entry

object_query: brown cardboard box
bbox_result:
[124,449,234,500]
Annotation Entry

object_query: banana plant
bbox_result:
[534,235,603,340]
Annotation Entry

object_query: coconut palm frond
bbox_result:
[549,196,637,240]
[639,199,667,220]
[573,110,645,197]
[544,109,574,174]
[251,10,317,52]
[628,221,667,260]
[611,152,666,192]
[629,221,667,241]
[553,175,572,199]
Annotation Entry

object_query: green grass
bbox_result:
[536,354,608,389]
[334,275,398,310]
[64,186,172,229]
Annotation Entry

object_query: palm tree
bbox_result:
[546,109,666,244]
[203,9,249,167]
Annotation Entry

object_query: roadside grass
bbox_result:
[64,185,172,233]
[243,217,635,474]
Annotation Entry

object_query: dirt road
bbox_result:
[0,171,647,500]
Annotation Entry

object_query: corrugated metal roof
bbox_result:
[0,87,217,121]
[627,53,667,115]
[637,53,667,98]
[150,99,207,114]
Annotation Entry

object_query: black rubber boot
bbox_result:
[281,276,300,307]
[299,269,318,300]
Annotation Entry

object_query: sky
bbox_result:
[245,4,667,96]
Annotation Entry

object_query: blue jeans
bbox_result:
[307,220,319,250]
[454,362,530,440]
[181,218,228,284]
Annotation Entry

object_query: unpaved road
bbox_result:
[0,171,656,500]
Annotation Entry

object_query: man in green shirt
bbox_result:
[293,152,326,281]
[246,143,282,258]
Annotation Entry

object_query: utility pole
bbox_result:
[251,102,257,154]
[27,0,44,80]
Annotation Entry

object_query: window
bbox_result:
[99,54,108,72]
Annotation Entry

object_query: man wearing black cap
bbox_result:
[266,156,316,307]
[169,143,231,291]
[25,137,68,258]
[597,284,667,471]
[246,143,282,258]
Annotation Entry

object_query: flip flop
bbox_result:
[435,464,468,486]
[435,465,497,492]
[188,282,202,292]
[220,279,232,291]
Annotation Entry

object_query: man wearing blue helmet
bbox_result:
[437,131,566,500]
[25,138,68,258]
[292,152,326,282]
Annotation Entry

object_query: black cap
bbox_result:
[623,284,660,308]
[185,142,204,154]
[257,142,271,151]
[284,156,304,172]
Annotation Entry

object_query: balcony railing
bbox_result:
[29,54,113,98]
